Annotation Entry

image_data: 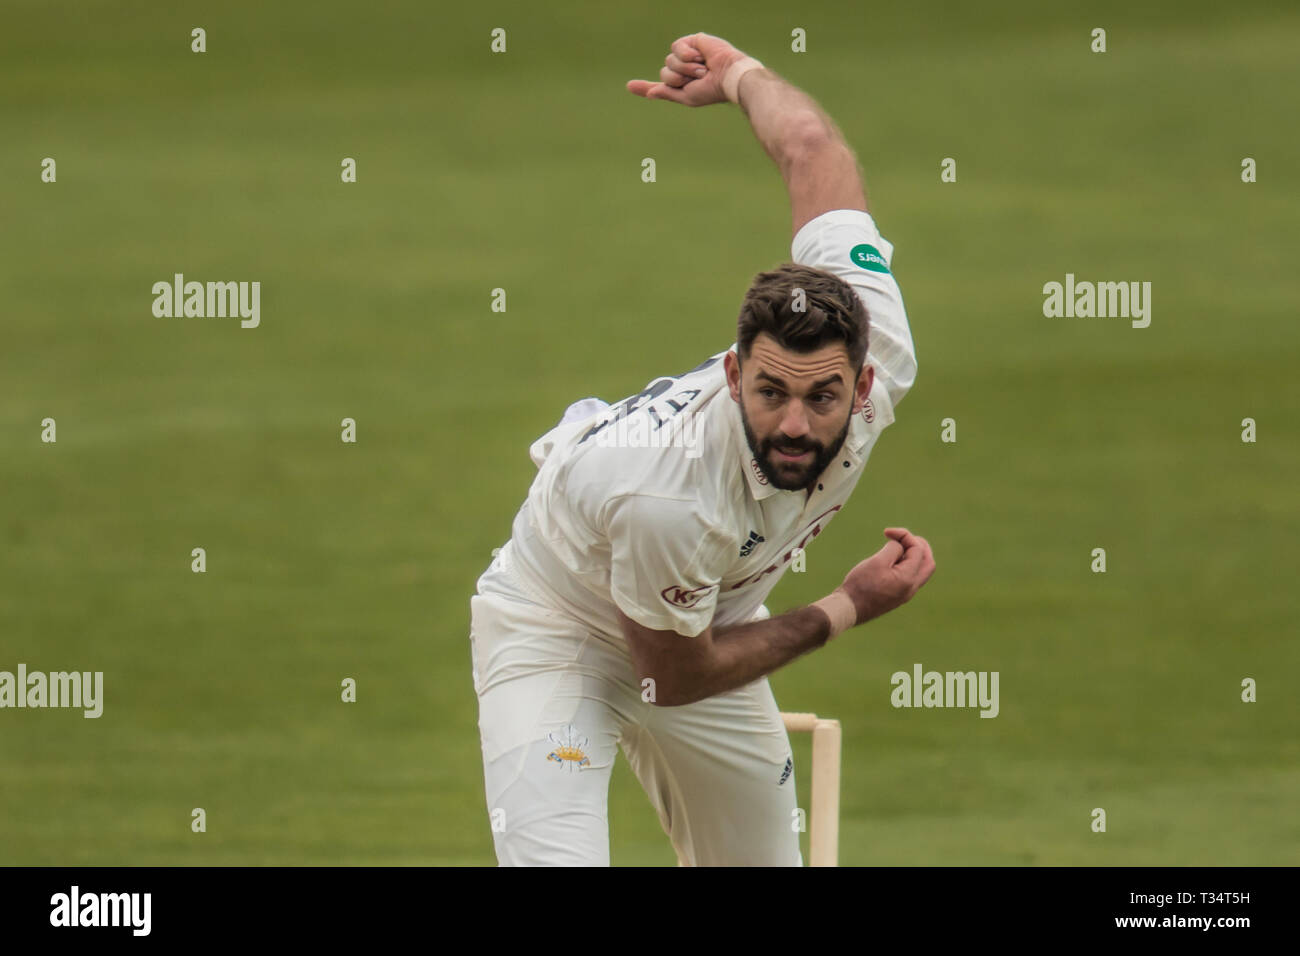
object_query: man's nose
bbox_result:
[779,399,811,439]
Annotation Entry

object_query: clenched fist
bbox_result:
[836,528,936,627]
[626,32,748,107]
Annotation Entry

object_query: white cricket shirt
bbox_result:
[479,208,917,641]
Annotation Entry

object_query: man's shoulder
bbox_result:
[567,353,735,475]
[569,424,732,521]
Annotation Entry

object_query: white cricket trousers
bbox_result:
[469,574,803,866]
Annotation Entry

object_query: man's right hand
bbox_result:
[626,32,748,107]
[836,528,936,627]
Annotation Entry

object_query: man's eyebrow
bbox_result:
[809,374,845,390]
[754,370,845,391]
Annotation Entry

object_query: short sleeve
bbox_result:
[604,493,736,638]
[792,209,918,415]
[528,397,612,470]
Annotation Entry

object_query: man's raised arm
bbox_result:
[627,31,869,240]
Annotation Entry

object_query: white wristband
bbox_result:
[722,55,765,105]
[811,590,857,639]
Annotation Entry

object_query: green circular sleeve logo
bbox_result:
[850,244,890,274]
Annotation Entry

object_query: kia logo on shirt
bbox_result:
[749,458,769,485]
[660,583,716,609]
[861,397,875,424]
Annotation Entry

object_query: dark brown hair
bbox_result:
[736,264,869,371]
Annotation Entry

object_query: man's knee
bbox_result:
[482,728,617,866]
[492,802,612,866]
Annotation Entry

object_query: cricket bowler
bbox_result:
[469,31,936,866]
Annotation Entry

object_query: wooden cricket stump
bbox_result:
[781,711,842,867]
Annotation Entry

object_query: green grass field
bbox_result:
[2,0,1297,865]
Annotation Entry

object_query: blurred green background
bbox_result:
[2,0,1297,865]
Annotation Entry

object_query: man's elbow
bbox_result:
[617,607,718,706]
[783,113,835,156]
[643,661,707,707]
[627,631,714,708]
[775,118,826,180]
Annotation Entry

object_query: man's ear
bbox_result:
[852,363,874,413]
[724,350,742,403]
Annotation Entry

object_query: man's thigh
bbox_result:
[470,590,637,866]
[621,675,803,866]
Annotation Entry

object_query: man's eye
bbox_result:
[812,394,833,404]
[760,388,780,400]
